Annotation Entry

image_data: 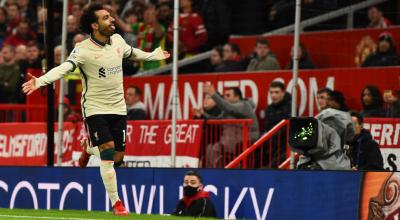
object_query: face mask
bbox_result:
[184,185,199,197]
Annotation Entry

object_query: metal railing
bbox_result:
[200,119,253,168]
[135,0,387,77]
[225,119,290,169]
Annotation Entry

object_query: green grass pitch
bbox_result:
[0,208,214,220]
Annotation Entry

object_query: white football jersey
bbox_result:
[35,33,165,118]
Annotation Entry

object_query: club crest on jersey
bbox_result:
[98,67,106,78]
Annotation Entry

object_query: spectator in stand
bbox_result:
[115,5,166,70]
[157,2,173,29]
[200,0,231,49]
[72,33,86,46]
[56,15,80,53]
[247,38,280,71]
[125,85,147,120]
[317,88,332,112]
[0,44,20,103]
[287,43,315,69]
[384,89,400,118]
[327,90,348,112]
[261,81,291,168]
[4,19,36,47]
[361,85,385,118]
[167,0,208,58]
[367,6,391,29]
[62,96,82,123]
[17,0,36,23]
[203,84,259,167]
[0,7,8,45]
[362,33,400,67]
[71,3,84,22]
[6,3,21,34]
[192,93,222,119]
[172,170,217,217]
[350,112,384,171]
[15,44,27,63]
[208,46,223,72]
[214,43,245,72]
[118,9,139,46]
[19,41,41,76]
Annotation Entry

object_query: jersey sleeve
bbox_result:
[35,62,75,88]
[67,45,86,71]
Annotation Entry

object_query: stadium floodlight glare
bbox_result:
[289,116,351,170]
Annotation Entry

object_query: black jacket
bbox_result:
[127,108,146,120]
[361,106,386,118]
[214,60,245,72]
[264,92,292,132]
[350,129,384,171]
[362,50,400,67]
[172,191,217,218]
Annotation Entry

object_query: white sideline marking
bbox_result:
[0,214,104,220]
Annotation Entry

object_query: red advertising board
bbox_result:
[230,26,400,68]
[125,67,400,125]
[364,118,400,171]
[0,120,204,167]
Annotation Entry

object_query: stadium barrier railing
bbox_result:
[200,119,253,168]
[225,119,290,169]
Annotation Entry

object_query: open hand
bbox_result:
[163,51,171,59]
[203,84,216,96]
[22,72,38,95]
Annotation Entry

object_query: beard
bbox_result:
[98,24,114,37]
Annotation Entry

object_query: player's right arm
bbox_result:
[22,46,85,95]
[22,62,75,95]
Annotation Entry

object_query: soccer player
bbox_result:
[21,3,170,216]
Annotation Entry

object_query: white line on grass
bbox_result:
[0,214,104,220]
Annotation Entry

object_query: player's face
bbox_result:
[183,175,201,188]
[94,9,115,37]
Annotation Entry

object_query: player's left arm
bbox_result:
[120,35,170,61]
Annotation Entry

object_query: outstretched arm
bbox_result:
[130,47,170,61]
[22,61,74,95]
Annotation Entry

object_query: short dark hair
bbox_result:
[256,38,269,46]
[269,81,285,91]
[226,43,241,55]
[226,87,243,100]
[128,85,142,96]
[350,111,364,124]
[185,170,202,183]
[80,3,105,34]
[317,88,333,96]
[212,46,223,58]
[330,90,348,111]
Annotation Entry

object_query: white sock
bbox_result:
[87,146,100,158]
[100,161,119,206]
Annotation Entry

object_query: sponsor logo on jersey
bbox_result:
[98,67,106,78]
